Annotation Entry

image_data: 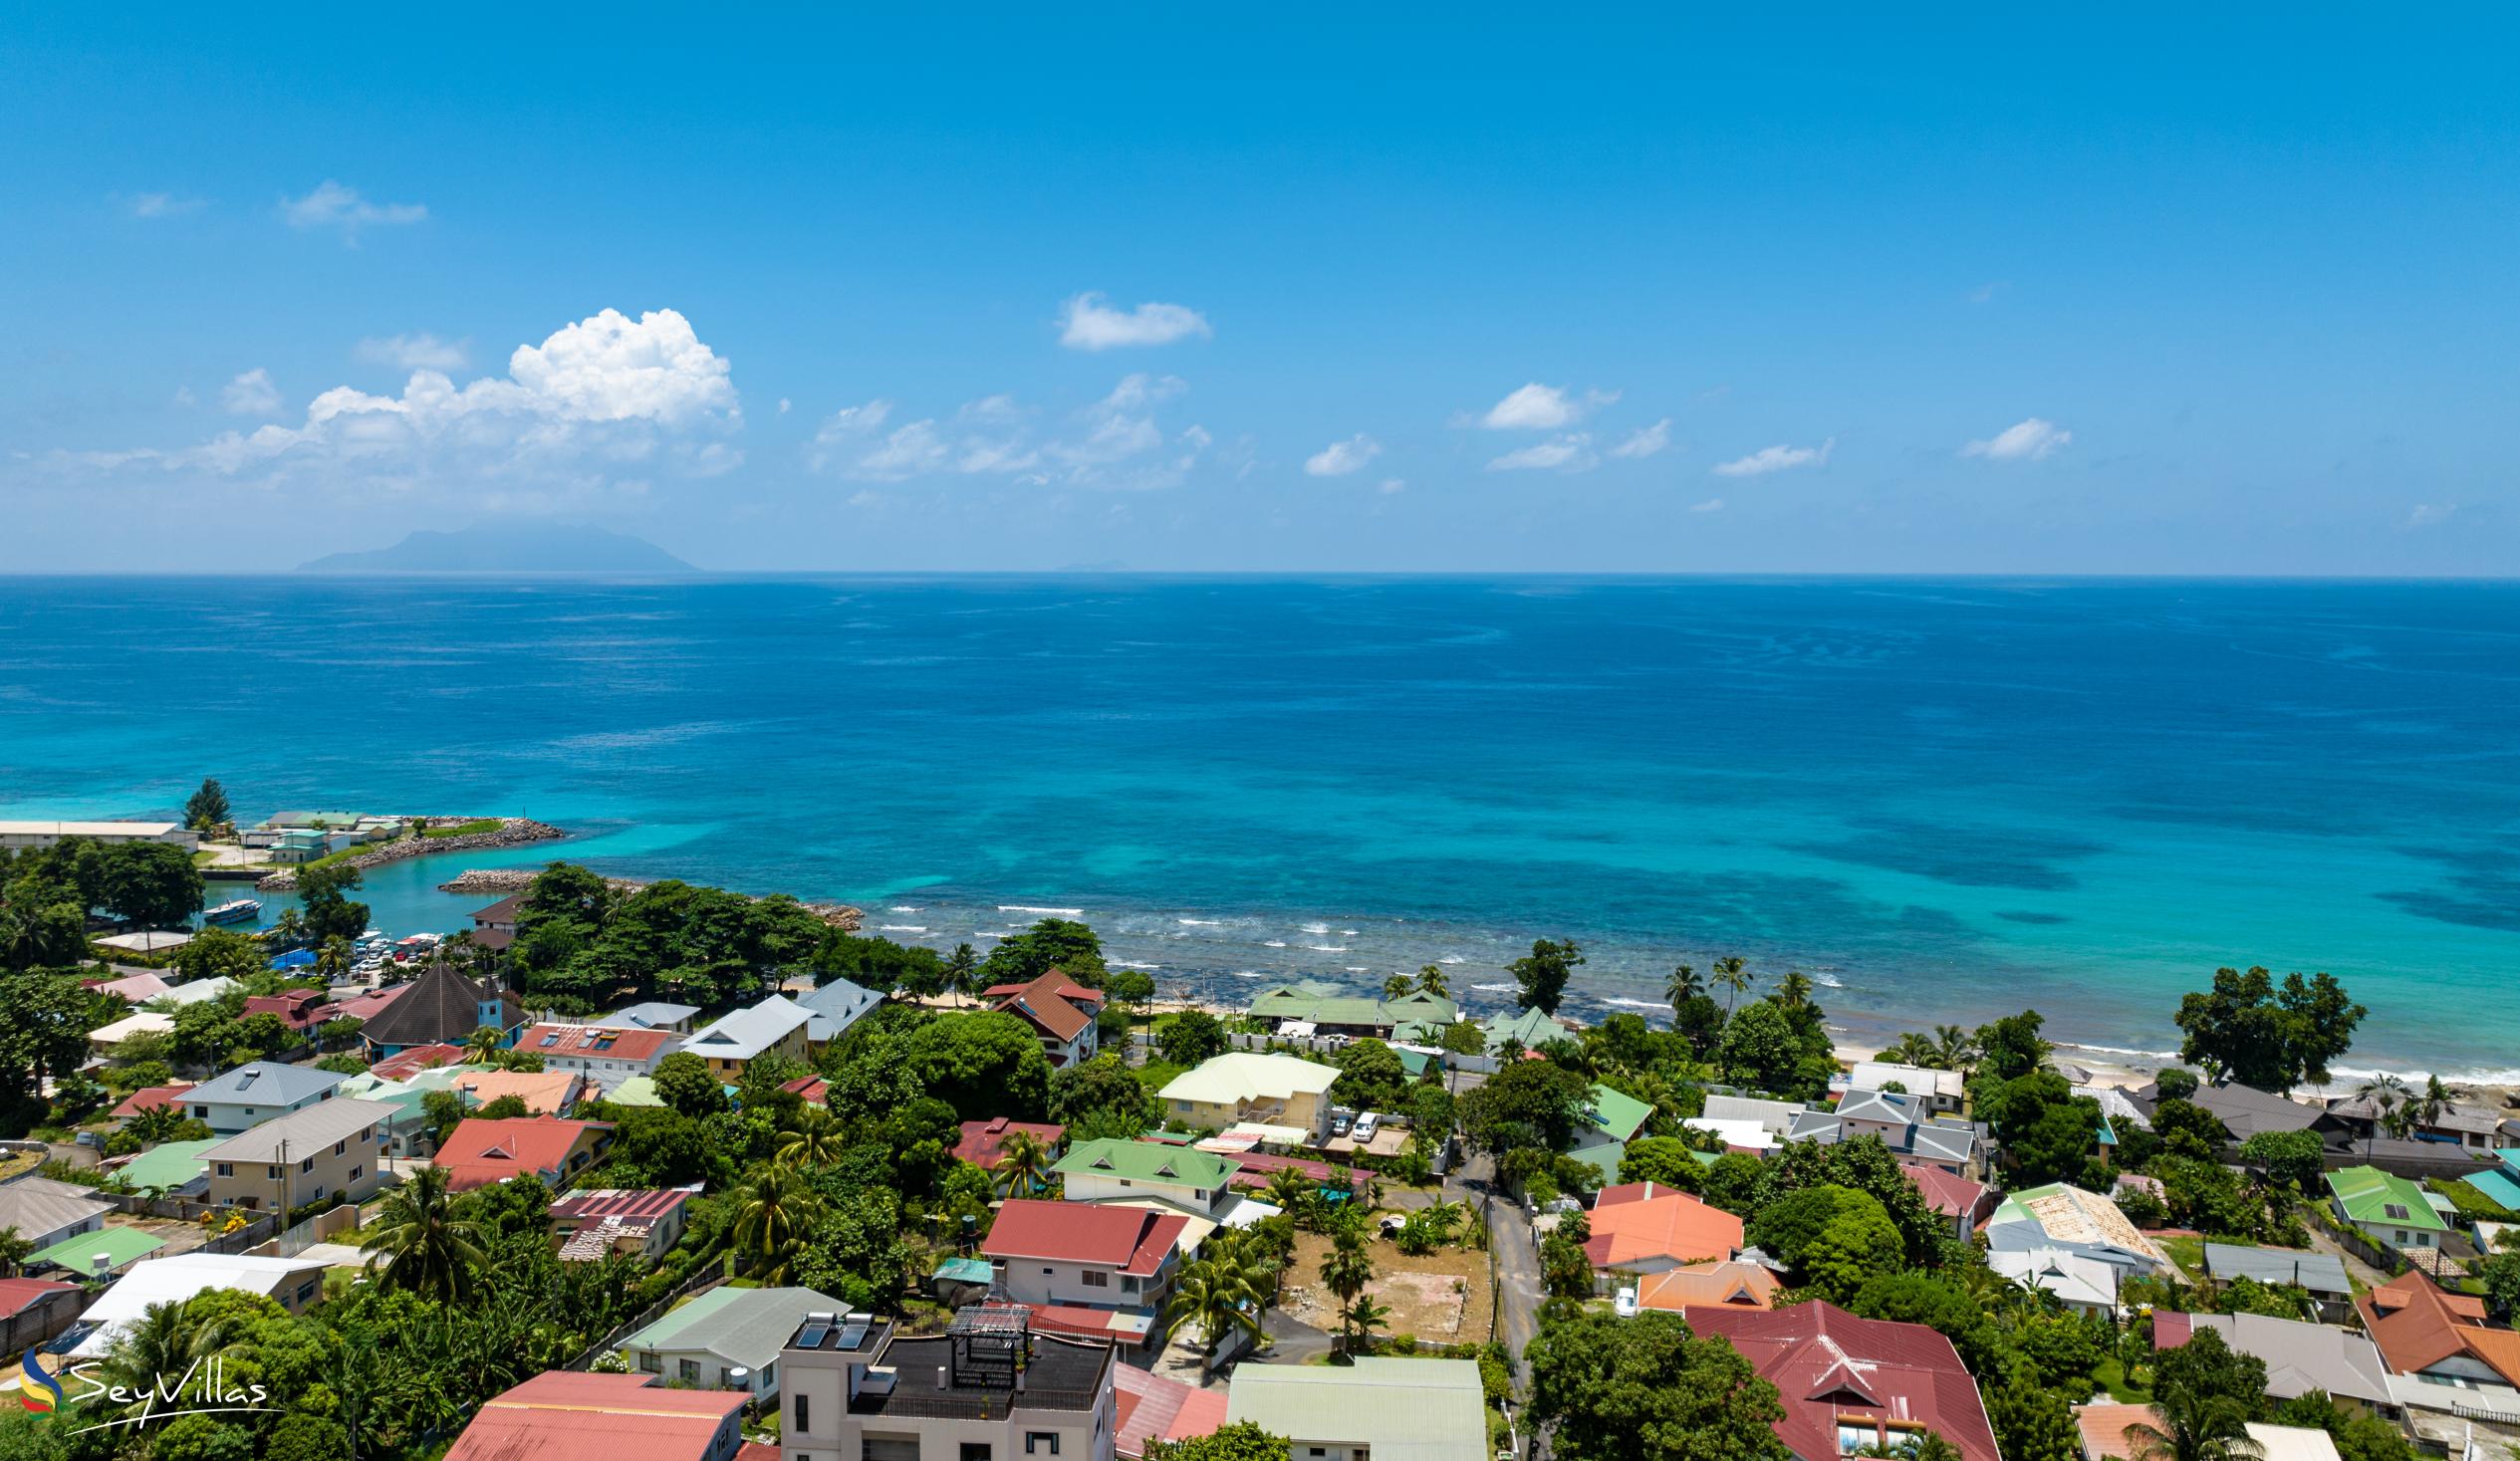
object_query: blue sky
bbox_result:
[4,8,2515,573]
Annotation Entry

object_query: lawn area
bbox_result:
[2157,1235,2205,1281]
[421,818,503,839]
[2095,1355,2153,1404]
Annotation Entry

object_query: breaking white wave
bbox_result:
[1113,960,1160,970]
[877,924,928,933]
[1341,929,1359,936]
[1230,970,1267,979]
[1811,972,1845,988]
[1264,940,1288,948]
[1178,918,1223,926]
[971,930,1007,939]
[1301,943,1349,953]
[1600,996,1666,1010]
[1300,922,1331,934]
[1438,956,1466,965]
[1346,966,1369,973]
[888,905,921,913]
[999,904,1084,916]
[1472,982,1517,992]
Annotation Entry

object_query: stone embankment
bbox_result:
[256,818,568,891]
[434,866,863,931]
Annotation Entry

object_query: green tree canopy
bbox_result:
[2173,966,2366,1092]
[1528,1310,1795,1461]
[1510,937,1585,1015]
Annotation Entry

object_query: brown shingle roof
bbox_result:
[360,955,521,1048]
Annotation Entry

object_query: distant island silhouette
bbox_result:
[299,523,696,574]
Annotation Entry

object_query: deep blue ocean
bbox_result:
[3,576,2515,1077]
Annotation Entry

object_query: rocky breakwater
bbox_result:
[433,865,863,932]
[256,818,568,891]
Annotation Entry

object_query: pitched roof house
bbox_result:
[1684,1303,2002,1461]
[1583,1181,1744,1274]
[618,1285,850,1398]
[2356,1269,2520,1389]
[1225,1357,1488,1461]
[1902,1162,1997,1239]
[445,1371,747,1461]
[1636,1260,1781,1313]
[370,1043,466,1081]
[1114,1362,1230,1459]
[954,1117,1067,1170]
[984,971,1106,1067]
[1985,1182,2174,1278]
[2154,1311,2394,1408]
[1788,1089,1981,1175]
[435,1116,617,1192]
[182,1061,349,1134]
[682,995,813,1079]
[359,955,525,1057]
[795,978,882,1048]
[2328,1165,2450,1249]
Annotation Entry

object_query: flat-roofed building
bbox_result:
[780,1307,1118,1461]
[0,821,197,852]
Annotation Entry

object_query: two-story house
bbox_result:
[184,1062,349,1135]
[434,1115,616,1192]
[1786,1089,1983,1177]
[1155,1053,1340,1142]
[983,972,1106,1069]
[982,1199,1187,1318]
[780,1307,1118,1461]
[514,1022,684,1094]
[445,1372,747,1461]
[201,1097,393,1211]
[682,995,813,1082]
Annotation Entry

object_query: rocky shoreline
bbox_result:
[433,865,863,931]
[256,818,568,891]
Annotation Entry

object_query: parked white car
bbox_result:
[1352,1113,1380,1143]
[1615,1287,1638,1319]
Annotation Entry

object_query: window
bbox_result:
[334,1140,348,1156]
[193,1106,209,1119]
[679,1358,701,1383]
[295,1281,317,1304]
[794,1394,810,1434]
[300,1156,316,1173]
[215,1163,233,1178]
[1025,1435,1061,1456]
[350,1166,364,1182]
[1082,1270,1110,1288]
[267,1164,283,1179]
[961,1446,993,1461]
[2384,1203,2411,1221]
[639,1352,661,1373]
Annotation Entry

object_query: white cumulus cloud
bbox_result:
[1058,293,1213,351]
[1608,418,1671,460]
[1379,478,1406,495]
[61,308,741,503]
[126,192,206,219]
[1485,433,1596,473]
[283,180,428,240]
[1304,434,1383,477]
[810,374,1199,490]
[1712,438,1834,477]
[1961,417,2072,461]
[1471,382,1618,430]
[221,368,282,416]
[356,334,468,371]
[1690,497,1726,513]
[2405,503,2457,530]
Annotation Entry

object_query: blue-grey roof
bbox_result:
[685,995,811,1062]
[796,978,882,1043]
[183,1061,348,1106]
[2200,1243,2352,1297]
[606,1002,699,1030]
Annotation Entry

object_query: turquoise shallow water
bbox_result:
[3,576,2515,1076]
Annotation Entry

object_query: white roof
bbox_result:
[1988,1245,2119,1309]
[1850,1062,1965,1099]
[90,1010,176,1044]
[95,931,192,953]
[156,976,239,1007]
[72,1254,327,1356]
[1219,1121,1314,1146]
[683,995,812,1062]
[1681,1116,1780,1150]
[2246,1425,2343,1461]
[1699,1094,1807,1135]
[0,821,183,838]
[1158,1052,1340,1106]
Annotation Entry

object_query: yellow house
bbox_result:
[679,995,812,1082]
[200,1098,394,1212]
[1158,1053,1343,1141]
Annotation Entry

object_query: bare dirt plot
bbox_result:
[1283,1227,1494,1343]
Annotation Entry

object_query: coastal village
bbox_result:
[7,805,2520,1461]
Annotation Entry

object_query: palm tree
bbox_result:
[731,1163,824,1282]
[1931,1024,1979,1075]
[1165,1229,1272,1367]
[1710,955,1751,1013]
[126,1102,186,1145]
[777,1107,846,1168]
[1319,1232,1377,1353]
[1776,971,1814,1010]
[1664,964,1702,1021]
[317,934,352,983]
[2411,1075,2452,1132]
[2124,1385,2265,1461]
[0,1226,32,1279]
[1415,964,1451,1000]
[462,1024,506,1065]
[268,906,308,948]
[1383,973,1412,1001]
[100,1300,237,1416]
[361,1164,487,1301]
[1341,1294,1392,1356]
[2355,1073,2408,1156]
[1264,1165,1319,1222]
[996,1129,1056,1198]
[1886,1032,1939,1068]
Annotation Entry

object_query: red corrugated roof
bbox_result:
[435,1117,613,1192]
[1224,1150,1349,1191]
[1114,1362,1230,1459]
[551,1188,693,1222]
[518,1023,680,1062]
[111,1084,193,1117]
[0,1278,81,1320]
[984,1198,1184,1277]
[446,1372,743,1461]
[1684,1303,2002,1461]
[1582,1188,1742,1268]
[782,1075,829,1104]
[1901,1162,1994,1221]
[953,1117,1066,1169]
[370,1042,466,1081]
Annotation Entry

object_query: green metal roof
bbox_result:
[620,1284,848,1368]
[605,1076,665,1107]
[28,1223,164,1274]
[1055,1136,1241,1187]
[1481,1007,1562,1050]
[2327,1164,2448,1231]
[112,1138,219,1193]
[1584,1084,1653,1142]
[1247,988,1458,1029]
[1567,1139,1626,1184]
